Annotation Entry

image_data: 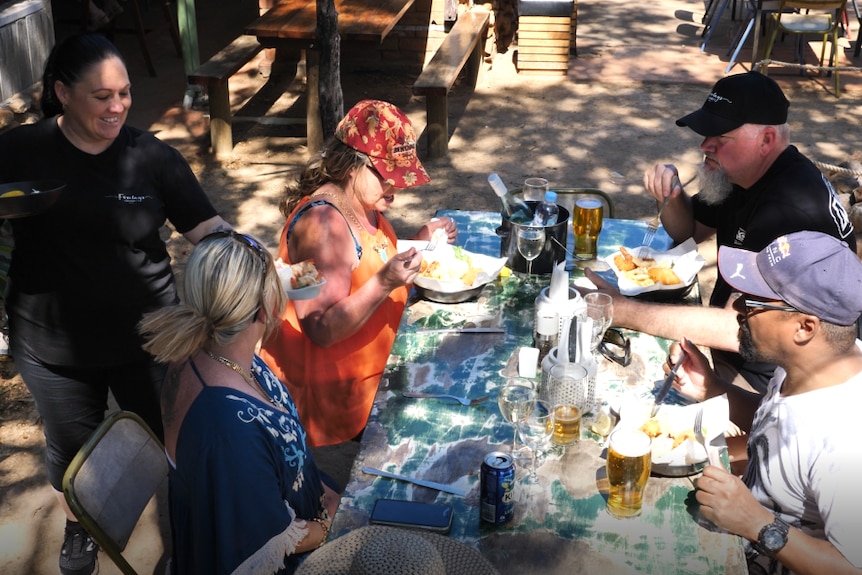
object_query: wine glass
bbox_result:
[585,292,613,355]
[518,400,555,482]
[497,378,537,460]
[517,223,545,287]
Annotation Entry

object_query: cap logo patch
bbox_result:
[765,235,791,267]
[728,263,746,280]
[706,92,733,104]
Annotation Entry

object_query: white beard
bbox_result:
[696,162,734,205]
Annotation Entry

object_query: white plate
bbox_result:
[605,238,706,297]
[618,394,730,475]
[285,277,326,300]
[398,241,507,295]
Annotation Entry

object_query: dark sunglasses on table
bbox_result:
[599,327,632,367]
[201,230,268,276]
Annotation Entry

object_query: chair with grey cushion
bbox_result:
[62,410,169,575]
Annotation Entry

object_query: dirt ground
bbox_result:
[2,0,861,571]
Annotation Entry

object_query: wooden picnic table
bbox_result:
[245,0,417,152]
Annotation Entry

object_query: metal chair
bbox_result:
[724,0,783,72]
[759,0,848,96]
[62,410,169,575]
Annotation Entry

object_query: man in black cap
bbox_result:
[585,71,855,403]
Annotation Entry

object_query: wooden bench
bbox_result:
[188,35,263,156]
[413,9,491,159]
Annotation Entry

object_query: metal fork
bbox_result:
[639,175,679,256]
[402,392,489,406]
[422,230,445,251]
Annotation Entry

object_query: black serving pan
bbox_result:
[633,281,695,302]
[0,180,65,219]
[414,282,488,304]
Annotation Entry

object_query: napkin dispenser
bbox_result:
[533,284,581,363]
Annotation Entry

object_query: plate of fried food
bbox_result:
[399,241,507,303]
[605,238,706,301]
[619,394,729,477]
[275,259,326,300]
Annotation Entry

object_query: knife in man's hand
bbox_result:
[651,350,685,416]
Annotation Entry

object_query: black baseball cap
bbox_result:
[675,72,790,137]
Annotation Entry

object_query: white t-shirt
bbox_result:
[745,341,862,573]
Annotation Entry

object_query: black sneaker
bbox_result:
[59,520,99,575]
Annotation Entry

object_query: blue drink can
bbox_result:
[480,451,515,524]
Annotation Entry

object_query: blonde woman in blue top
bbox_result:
[139,231,339,574]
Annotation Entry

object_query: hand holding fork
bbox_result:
[639,174,681,256]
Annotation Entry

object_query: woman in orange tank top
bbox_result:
[260,100,457,447]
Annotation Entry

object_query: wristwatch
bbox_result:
[753,515,790,557]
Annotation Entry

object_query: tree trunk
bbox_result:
[316,0,343,140]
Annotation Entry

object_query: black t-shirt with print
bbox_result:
[692,145,855,392]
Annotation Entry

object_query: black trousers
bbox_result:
[12,339,165,491]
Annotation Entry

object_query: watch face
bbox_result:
[761,525,787,552]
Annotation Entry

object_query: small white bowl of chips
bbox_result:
[275,259,325,300]
[605,238,706,299]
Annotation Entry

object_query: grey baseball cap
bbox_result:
[718,231,862,326]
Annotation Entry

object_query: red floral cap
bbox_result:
[335,100,431,189]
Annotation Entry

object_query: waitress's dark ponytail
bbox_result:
[40,34,126,118]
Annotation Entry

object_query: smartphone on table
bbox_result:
[369,498,454,534]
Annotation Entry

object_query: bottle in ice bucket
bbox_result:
[531,190,559,227]
[488,173,532,224]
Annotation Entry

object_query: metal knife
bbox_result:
[651,350,685,416]
[361,467,466,496]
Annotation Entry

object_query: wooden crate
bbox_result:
[0,0,54,102]
[516,15,572,75]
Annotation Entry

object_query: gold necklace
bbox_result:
[205,350,283,409]
[314,191,366,232]
[312,191,389,262]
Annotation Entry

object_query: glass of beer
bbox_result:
[606,427,652,518]
[546,363,588,447]
[573,198,604,260]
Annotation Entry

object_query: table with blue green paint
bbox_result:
[329,211,746,574]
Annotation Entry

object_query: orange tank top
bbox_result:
[259,197,408,447]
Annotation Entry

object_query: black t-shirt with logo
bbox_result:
[692,145,856,392]
[0,119,217,366]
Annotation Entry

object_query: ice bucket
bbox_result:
[496,200,569,275]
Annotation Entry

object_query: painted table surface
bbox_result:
[329,211,746,575]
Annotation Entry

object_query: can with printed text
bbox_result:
[480,451,515,524]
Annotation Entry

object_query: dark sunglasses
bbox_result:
[201,230,268,276]
[367,163,385,182]
[599,327,632,367]
[743,299,798,314]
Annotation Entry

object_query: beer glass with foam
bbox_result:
[573,198,604,260]
[606,427,652,518]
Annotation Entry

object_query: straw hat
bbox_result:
[295,525,498,575]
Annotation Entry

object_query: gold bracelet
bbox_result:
[309,517,329,548]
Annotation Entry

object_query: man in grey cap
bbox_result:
[676,231,862,574]
[585,71,856,401]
